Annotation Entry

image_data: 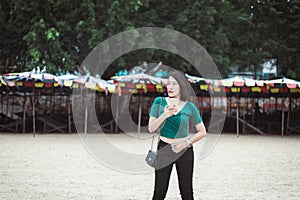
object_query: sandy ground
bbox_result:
[0,133,299,200]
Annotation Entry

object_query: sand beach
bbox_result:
[0,133,299,200]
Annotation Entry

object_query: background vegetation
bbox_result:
[0,0,299,79]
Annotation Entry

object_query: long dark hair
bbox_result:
[168,70,191,101]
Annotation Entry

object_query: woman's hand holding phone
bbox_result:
[163,105,177,118]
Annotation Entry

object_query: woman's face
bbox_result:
[167,76,180,98]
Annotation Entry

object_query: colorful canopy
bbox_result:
[0,72,117,93]
[111,73,167,84]
[186,74,300,97]
[1,71,299,97]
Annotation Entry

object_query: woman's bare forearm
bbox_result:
[148,115,167,133]
[190,122,207,144]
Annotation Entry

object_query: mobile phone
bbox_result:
[168,98,177,108]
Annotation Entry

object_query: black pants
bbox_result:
[152,140,194,200]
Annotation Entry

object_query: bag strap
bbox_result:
[150,97,163,150]
[158,97,162,117]
[150,134,161,150]
[150,135,155,150]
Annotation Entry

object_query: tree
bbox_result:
[227,0,300,79]
[0,0,299,80]
[0,0,32,73]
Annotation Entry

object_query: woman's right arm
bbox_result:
[148,107,176,132]
[148,115,166,133]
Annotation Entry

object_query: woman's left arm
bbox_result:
[190,122,207,144]
[172,122,207,153]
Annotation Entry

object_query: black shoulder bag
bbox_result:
[145,97,162,168]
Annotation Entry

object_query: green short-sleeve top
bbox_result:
[149,97,203,138]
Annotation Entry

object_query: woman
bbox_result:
[148,70,207,200]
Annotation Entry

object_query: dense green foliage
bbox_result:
[0,0,299,79]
